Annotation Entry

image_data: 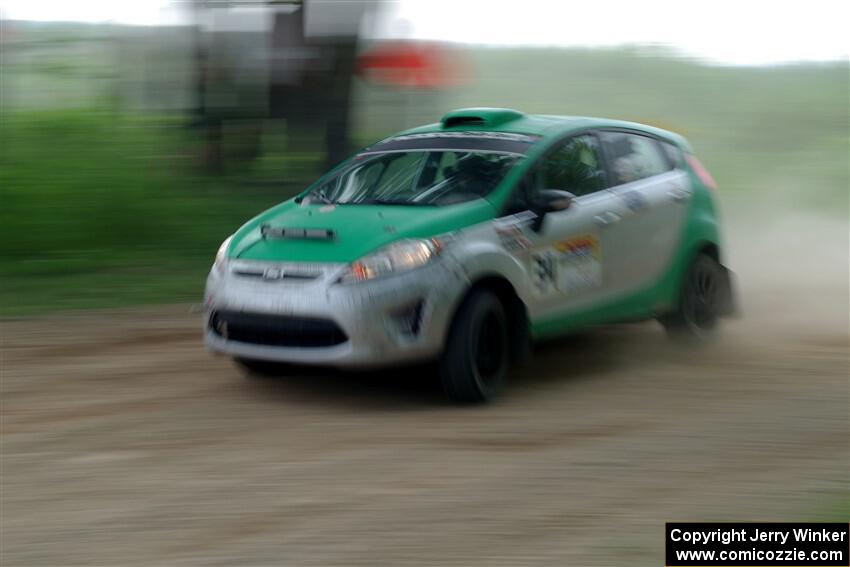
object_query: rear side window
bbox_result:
[599,131,670,186]
[661,141,684,169]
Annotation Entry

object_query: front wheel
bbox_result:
[660,253,726,342]
[440,289,510,403]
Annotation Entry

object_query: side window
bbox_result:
[538,134,606,197]
[502,134,606,215]
[660,141,683,169]
[600,131,670,186]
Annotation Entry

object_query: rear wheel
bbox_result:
[440,289,509,403]
[661,253,724,341]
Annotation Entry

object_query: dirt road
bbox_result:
[2,214,848,566]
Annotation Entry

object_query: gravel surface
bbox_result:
[2,212,847,566]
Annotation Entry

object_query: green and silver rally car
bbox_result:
[204,108,735,402]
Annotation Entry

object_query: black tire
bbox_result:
[660,253,725,342]
[233,357,291,377]
[440,289,510,403]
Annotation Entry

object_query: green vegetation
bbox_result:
[2,46,848,315]
[1,111,303,315]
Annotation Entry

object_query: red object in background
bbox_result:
[356,41,468,89]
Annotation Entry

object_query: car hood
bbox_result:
[229,199,496,263]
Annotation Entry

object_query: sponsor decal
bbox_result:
[531,233,602,296]
[260,224,336,241]
[553,234,600,257]
[495,224,532,252]
[494,212,535,253]
[262,267,285,280]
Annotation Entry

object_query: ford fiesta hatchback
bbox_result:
[204,108,735,402]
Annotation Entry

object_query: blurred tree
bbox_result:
[188,0,369,174]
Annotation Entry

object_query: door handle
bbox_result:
[593,211,622,226]
[667,187,692,202]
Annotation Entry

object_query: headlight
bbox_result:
[340,238,443,283]
[213,235,234,274]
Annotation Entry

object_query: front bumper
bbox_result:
[203,258,468,368]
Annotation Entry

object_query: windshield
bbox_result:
[301,150,522,206]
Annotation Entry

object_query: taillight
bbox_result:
[686,154,717,191]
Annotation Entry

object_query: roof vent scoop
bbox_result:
[440,108,524,129]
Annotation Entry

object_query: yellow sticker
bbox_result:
[553,233,601,260]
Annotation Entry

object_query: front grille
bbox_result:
[232,268,321,282]
[210,311,348,348]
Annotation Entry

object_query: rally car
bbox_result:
[204,108,735,402]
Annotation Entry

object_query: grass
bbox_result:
[0,110,307,315]
[2,47,848,315]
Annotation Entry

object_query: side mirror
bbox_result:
[530,189,575,232]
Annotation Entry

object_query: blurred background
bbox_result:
[1,1,848,565]
[2,0,847,313]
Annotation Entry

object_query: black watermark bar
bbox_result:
[666,523,849,566]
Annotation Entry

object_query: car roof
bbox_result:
[395,107,692,152]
